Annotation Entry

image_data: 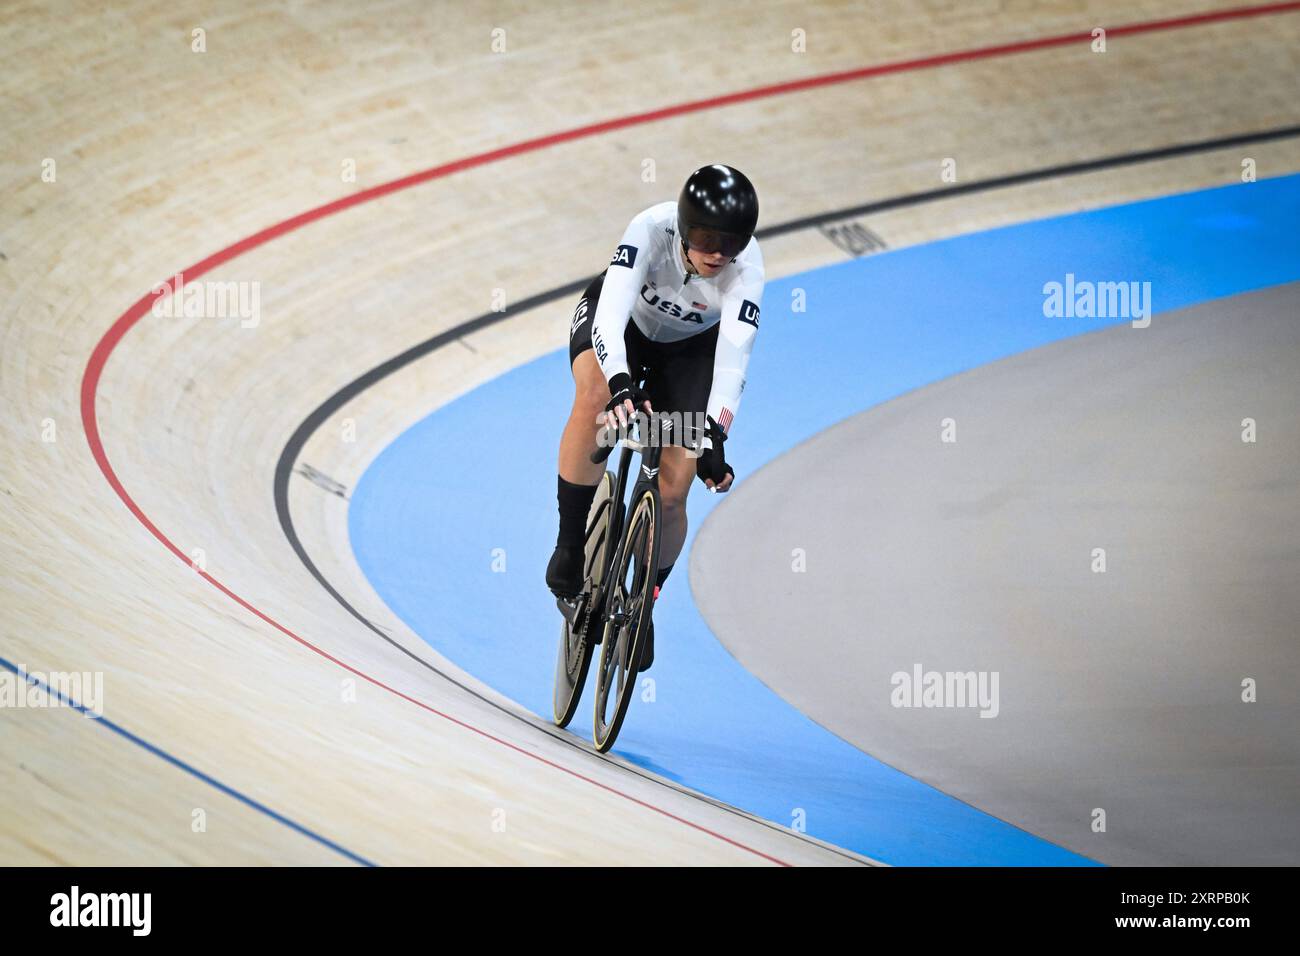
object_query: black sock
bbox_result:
[557,475,599,548]
[655,563,674,589]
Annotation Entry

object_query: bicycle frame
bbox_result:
[553,406,671,743]
[554,411,667,625]
[598,411,669,580]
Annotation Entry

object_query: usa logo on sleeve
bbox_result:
[610,244,638,268]
[738,299,760,327]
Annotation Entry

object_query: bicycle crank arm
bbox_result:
[555,594,586,626]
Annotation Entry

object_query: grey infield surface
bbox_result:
[691,283,1300,865]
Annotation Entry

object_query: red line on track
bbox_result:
[79,1,1300,866]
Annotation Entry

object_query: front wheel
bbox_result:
[552,471,614,727]
[593,486,660,753]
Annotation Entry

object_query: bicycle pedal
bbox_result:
[555,595,584,626]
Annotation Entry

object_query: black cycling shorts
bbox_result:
[568,270,718,449]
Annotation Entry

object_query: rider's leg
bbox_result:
[547,347,611,597]
[655,443,696,585]
[558,348,610,486]
[634,443,694,672]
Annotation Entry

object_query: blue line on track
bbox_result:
[0,654,375,866]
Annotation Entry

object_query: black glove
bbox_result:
[605,373,652,425]
[695,415,735,488]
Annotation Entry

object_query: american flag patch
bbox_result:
[718,407,733,433]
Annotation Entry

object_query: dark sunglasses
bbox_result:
[684,227,750,258]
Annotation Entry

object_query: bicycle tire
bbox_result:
[593,486,660,752]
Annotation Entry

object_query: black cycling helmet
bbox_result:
[677,164,759,259]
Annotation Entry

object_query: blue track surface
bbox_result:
[349,175,1300,865]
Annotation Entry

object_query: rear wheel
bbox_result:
[593,487,660,752]
[552,471,614,727]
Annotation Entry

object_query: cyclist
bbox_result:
[546,163,765,670]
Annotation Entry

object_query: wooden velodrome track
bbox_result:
[3,1,1298,865]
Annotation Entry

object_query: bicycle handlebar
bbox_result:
[589,410,676,464]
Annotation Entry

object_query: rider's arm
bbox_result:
[590,212,653,387]
[703,244,765,450]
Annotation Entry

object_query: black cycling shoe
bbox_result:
[546,543,585,599]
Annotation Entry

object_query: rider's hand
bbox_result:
[696,415,735,492]
[696,448,734,491]
[602,373,653,430]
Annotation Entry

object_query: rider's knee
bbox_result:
[574,369,610,417]
[582,381,610,415]
[660,483,689,517]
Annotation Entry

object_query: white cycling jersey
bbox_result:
[590,200,765,443]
